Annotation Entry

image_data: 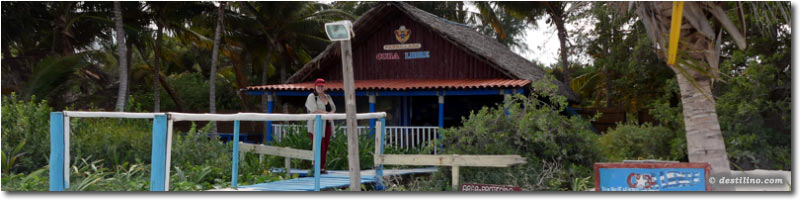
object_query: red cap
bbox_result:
[314,78,326,86]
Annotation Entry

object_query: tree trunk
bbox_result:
[136,47,187,112]
[153,23,163,112]
[231,53,253,112]
[673,66,732,190]
[549,9,570,84]
[125,41,133,105]
[113,1,128,112]
[209,1,225,138]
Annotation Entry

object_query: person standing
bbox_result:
[306,78,336,174]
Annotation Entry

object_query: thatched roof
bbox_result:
[286,2,579,102]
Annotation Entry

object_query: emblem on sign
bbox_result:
[395,25,410,43]
[383,25,422,51]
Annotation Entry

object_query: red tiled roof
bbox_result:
[244,79,531,91]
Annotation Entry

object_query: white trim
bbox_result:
[167,112,386,122]
[63,111,160,119]
[63,116,70,189]
[164,119,174,191]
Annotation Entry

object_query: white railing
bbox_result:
[271,124,440,154]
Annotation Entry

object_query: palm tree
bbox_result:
[209,1,226,138]
[485,2,582,83]
[617,2,746,187]
[145,2,208,112]
[113,1,128,111]
[235,1,352,142]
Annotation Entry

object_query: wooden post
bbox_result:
[452,165,460,190]
[165,118,174,190]
[313,115,323,191]
[49,112,66,191]
[374,120,384,178]
[285,157,291,176]
[150,115,168,191]
[266,93,274,143]
[369,93,376,136]
[232,120,240,188]
[340,39,361,191]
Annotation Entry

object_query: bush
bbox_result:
[0,95,283,191]
[266,124,377,171]
[2,94,53,174]
[598,123,683,162]
[427,80,602,191]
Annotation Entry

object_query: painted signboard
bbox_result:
[594,162,711,191]
[460,183,521,192]
[377,25,430,60]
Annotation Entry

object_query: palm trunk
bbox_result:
[153,24,163,112]
[113,1,128,112]
[549,9,570,84]
[209,1,225,137]
[136,47,187,112]
[125,41,133,105]
[231,54,253,112]
[674,66,732,178]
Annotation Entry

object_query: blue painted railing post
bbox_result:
[150,114,168,191]
[378,117,386,177]
[313,115,323,191]
[369,93,376,136]
[438,93,444,154]
[438,93,444,128]
[232,120,240,188]
[503,89,510,116]
[266,92,274,143]
[49,112,66,191]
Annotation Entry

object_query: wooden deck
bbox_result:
[209,167,437,191]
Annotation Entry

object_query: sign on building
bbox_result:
[594,162,711,191]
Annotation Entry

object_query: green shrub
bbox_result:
[266,124,377,170]
[598,123,682,162]
[430,80,602,191]
[1,94,53,174]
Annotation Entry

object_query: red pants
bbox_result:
[308,123,333,170]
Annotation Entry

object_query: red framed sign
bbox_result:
[594,162,711,191]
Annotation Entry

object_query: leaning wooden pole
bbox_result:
[340,39,361,191]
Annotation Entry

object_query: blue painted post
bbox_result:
[266,93,274,143]
[49,112,66,191]
[438,94,444,154]
[374,117,387,190]
[369,93,376,136]
[150,115,168,191]
[438,94,444,128]
[232,120,240,188]
[313,115,323,191]
[378,117,386,177]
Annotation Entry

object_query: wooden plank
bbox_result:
[377,154,526,167]
[238,143,314,161]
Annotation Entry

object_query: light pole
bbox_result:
[324,20,361,191]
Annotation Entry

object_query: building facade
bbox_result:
[243,2,578,147]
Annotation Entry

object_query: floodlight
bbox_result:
[324,20,354,41]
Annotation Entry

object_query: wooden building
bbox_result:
[243,2,578,144]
